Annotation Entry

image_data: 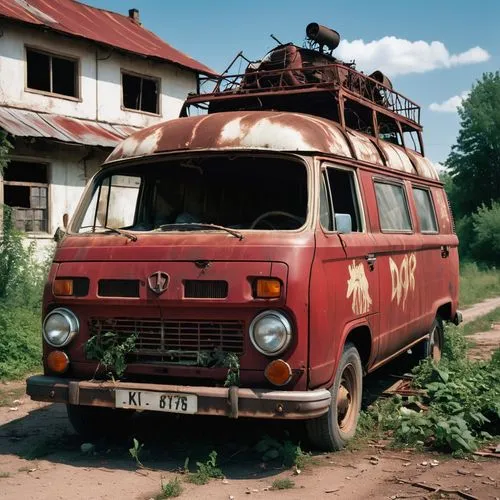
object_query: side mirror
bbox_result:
[335,213,352,234]
[53,226,65,243]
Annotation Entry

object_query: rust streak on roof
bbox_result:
[0,0,216,76]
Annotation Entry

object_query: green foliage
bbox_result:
[271,478,295,490]
[186,451,224,485]
[469,202,500,265]
[362,325,500,453]
[0,130,12,176]
[85,332,137,379]
[446,72,500,218]
[129,438,144,468]
[223,352,240,387]
[254,435,314,468]
[0,208,51,380]
[463,306,500,337]
[459,262,500,307]
[157,477,183,499]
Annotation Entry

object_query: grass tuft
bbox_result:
[157,477,183,498]
[271,478,295,490]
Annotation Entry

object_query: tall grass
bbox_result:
[459,262,500,307]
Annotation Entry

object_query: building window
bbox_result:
[26,47,78,98]
[3,161,49,233]
[374,181,412,232]
[122,71,159,114]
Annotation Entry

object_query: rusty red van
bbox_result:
[27,24,461,450]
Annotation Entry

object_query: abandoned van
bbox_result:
[27,24,461,451]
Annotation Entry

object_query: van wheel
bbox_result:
[306,343,362,451]
[66,404,134,440]
[413,318,444,363]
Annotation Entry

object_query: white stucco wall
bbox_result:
[0,21,198,125]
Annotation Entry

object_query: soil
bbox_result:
[0,299,499,500]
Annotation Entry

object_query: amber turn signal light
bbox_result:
[47,350,69,374]
[53,279,74,296]
[255,278,281,298]
[265,359,292,386]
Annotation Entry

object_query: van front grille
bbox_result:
[88,317,244,365]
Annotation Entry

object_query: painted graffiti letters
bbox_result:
[389,253,417,309]
[346,260,372,315]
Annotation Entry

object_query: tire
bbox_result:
[66,404,134,440]
[306,343,363,451]
[412,318,444,363]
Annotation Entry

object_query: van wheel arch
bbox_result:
[343,325,372,371]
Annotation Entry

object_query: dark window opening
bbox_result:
[76,156,307,232]
[26,48,77,98]
[3,161,49,233]
[377,113,403,146]
[320,167,362,232]
[344,99,374,135]
[122,72,159,114]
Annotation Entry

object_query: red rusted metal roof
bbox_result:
[0,0,216,76]
[0,106,140,147]
[105,111,439,180]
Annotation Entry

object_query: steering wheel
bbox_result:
[250,211,304,229]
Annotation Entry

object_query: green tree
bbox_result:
[446,72,500,218]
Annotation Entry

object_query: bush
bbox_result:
[470,201,500,265]
[0,207,50,379]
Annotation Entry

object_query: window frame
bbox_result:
[411,184,439,234]
[2,157,51,235]
[24,45,81,101]
[320,163,366,233]
[121,69,161,116]
[373,177,414,234]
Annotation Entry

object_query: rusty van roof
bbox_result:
[105,111,438,180]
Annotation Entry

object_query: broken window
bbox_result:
[3,161,49,233]
[377,113,403,146]
[344,99,374,135]
[320,167,362,232]
[374,181,412,232]
[403,127,423,154]
[26,48,78,98]
[122,72,159,114]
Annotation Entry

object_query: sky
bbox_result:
[84,0,499,165]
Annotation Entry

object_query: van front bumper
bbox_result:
[26,375,331,420]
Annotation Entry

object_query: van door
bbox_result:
[369,177,424,362]
[309,163,379,388]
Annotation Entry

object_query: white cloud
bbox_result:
[335,37,490,77]
[429,91,469,112]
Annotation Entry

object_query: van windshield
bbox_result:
[74,156,308,233]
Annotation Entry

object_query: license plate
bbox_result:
[115,389,197,414]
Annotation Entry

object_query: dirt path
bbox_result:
[1,300,499,500]
[461,296,500,323]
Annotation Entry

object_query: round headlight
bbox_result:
[249,310,292,356]
[43,308,79,347]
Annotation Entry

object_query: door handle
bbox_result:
[441,245,450,258]
[365,253,376,271]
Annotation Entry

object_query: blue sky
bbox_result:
[85,0,499,164]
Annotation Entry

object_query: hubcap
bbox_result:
[336,363,357,432]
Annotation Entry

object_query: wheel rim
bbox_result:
[336,363,358,433]
[429,325,442,362]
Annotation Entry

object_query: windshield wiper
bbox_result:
[79,225,137,241]
[157,223,243,240]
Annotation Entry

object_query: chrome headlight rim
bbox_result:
[249,310,292,357]
[43,307,79,347]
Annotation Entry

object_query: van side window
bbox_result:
[321,168,362,232]
[374,181,412,232]
[320,176,333,230]
[412,187,438,233]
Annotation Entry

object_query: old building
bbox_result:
[0,0,214,254]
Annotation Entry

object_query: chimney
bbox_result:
[128,8,140,24]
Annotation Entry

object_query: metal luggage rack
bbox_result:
[187,62,421,126]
